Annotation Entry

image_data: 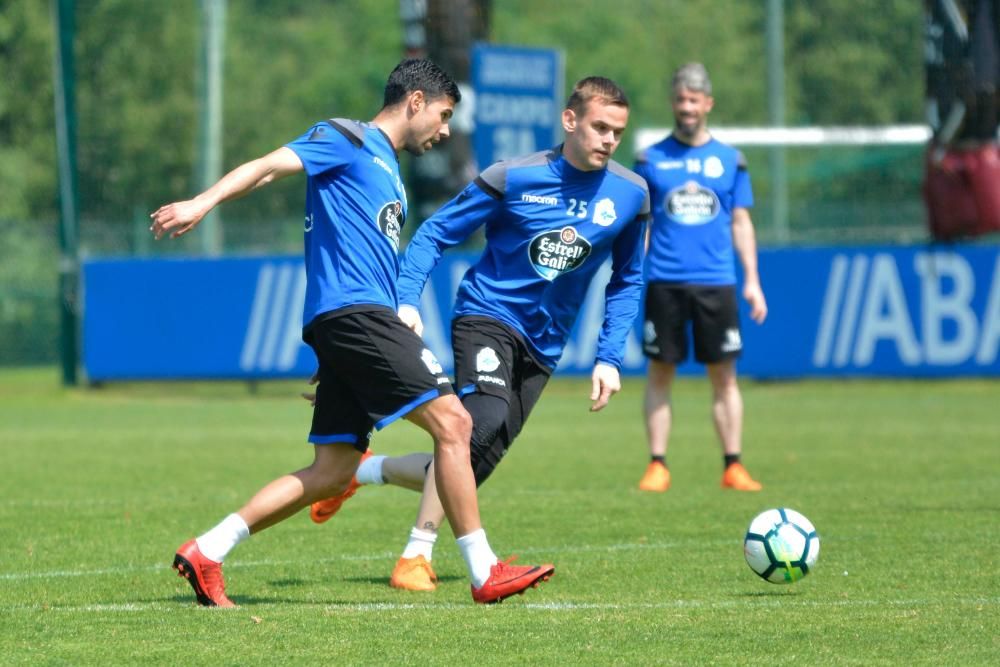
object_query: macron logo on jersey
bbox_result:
[521,193,559,206]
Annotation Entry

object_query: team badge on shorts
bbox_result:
[421,348,443,374]
[476,347,501,373]
[643,320,660,355]
[721,328,742,353]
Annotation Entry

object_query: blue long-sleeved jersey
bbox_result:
[399,146,650,370]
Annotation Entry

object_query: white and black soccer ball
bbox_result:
[744,508,819,584]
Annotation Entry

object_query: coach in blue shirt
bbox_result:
[634,62,768,494]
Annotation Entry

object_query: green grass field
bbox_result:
[1,367,997,665]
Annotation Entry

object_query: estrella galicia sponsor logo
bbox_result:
[592,197,617,226]
[377,200,404,248]
[665,181,720,225]
[529,226,592,281]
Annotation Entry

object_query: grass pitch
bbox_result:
[1,367,997,664]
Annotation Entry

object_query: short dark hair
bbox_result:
[382,58,461,109]
[565,76,629,116]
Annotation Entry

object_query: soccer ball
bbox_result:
[743,508,819,584]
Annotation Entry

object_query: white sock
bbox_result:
[195,513,249,563]
[456,528,498,588]
[401,527,437,561]
[355,455,387,485]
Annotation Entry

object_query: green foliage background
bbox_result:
[0,0,924,364]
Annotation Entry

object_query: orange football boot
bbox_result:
[638,461,671,492]
[389,555,438,592]
[721,462,762,491]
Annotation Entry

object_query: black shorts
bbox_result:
[451,316,551,444]
[304,306,454,451]
[642,283,742,365]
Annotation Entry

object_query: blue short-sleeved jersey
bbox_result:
[635,135,753,285]
[399,146,650,370]
[285,119,408,330]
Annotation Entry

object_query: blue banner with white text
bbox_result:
[83,245,1000,381]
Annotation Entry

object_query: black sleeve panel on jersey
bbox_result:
[608,159,651,193]
[475,161,509,200]
[473,176,503,200]
[736,150,749,171]
[325,118,365,148]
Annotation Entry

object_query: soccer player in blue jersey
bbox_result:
[309,77,651,592]
[634,63,767,493]
[149,59,553,606]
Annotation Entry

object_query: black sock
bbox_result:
[651,455,666,466]
[724,454,741,469]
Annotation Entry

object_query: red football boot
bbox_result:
[172,539,235,608]
[471,556,555,604]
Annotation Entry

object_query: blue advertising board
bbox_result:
[470,44,564,170]
[83,245,1000,381]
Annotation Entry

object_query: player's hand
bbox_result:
[149,199,209,240]
[300,370,319,407]
[589,362,621,412]
[398,304,424,337]
[744,282,768,324]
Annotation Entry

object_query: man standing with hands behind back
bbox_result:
[634,63,767,494]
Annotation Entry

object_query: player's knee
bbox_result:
[435,399,473,447]
[648,359,674,385]
[308,463,355,499]
[464,392,509,485]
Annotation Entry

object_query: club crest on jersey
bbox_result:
[476,347,501,373]
[665,181,720,225]
[592,197,617,226]
[528,226,592,281]
[377,200,404,248]
[704,156,725,178]
[421,348,443,375]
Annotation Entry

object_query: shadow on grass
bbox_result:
[339,574,464,586]
[737,589,802,598]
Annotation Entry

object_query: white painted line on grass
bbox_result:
[0,541,703,582]
[2,597,996,614]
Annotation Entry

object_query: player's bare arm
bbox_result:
[150,147,304,240]
[732,207,768,323]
